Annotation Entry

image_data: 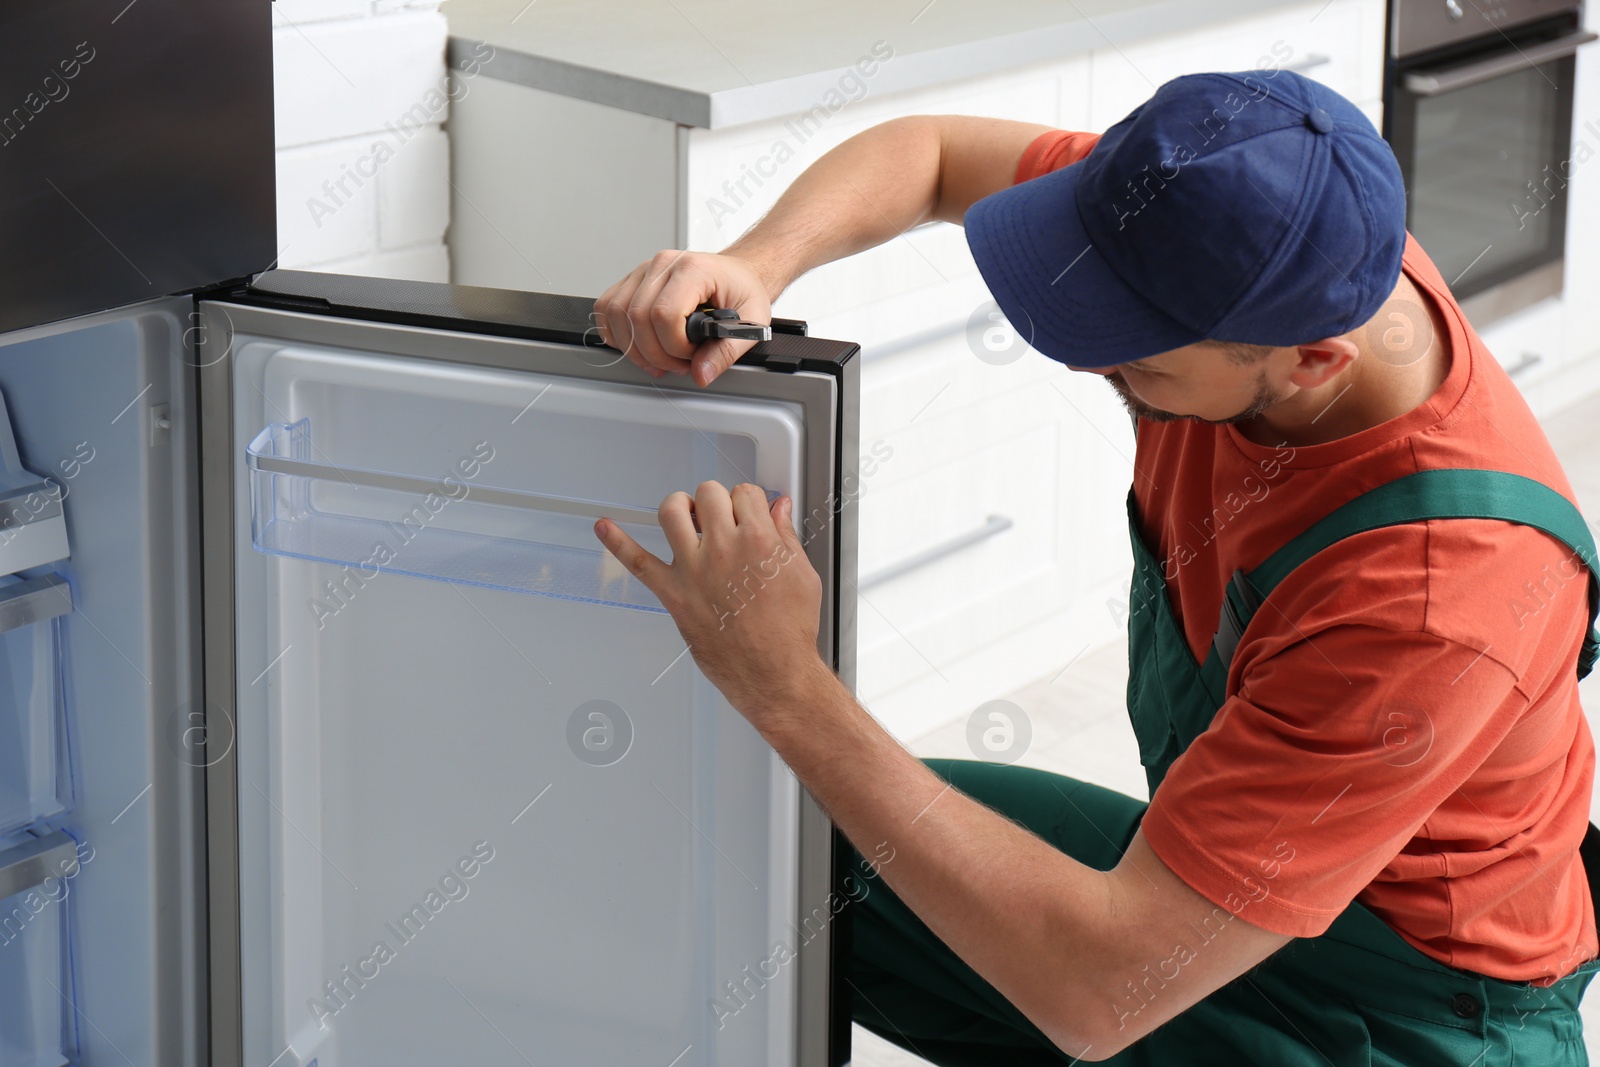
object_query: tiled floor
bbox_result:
[848,390,1600,1065]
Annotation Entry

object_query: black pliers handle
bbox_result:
[685,305,771,345]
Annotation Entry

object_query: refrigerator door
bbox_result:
[199,274,858,1067]
[0,297,207,1067]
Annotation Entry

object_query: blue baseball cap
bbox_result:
[964,70,1407,369]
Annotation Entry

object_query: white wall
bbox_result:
[271,0,451,281]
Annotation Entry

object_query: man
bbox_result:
[590,69,1600,1064]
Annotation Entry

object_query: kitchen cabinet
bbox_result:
[445,0,1385,740]
[0,4,856,1066]
[1479,297,1572,403]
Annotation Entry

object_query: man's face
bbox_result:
[1071,343,1290,425]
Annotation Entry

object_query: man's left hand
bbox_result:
[593,481,830,719]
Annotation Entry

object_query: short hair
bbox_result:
[1205,340,1277,364]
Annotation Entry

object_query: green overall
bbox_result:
[848,468,1600,1066]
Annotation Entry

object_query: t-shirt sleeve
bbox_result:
[1139,623,1529,937]
[1014,130,1103,185]
[1137,513,1595,940]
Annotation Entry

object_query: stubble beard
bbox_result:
[1104,368,1284,426]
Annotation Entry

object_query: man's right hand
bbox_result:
[592,116,1054,388]
[593,249,774,387]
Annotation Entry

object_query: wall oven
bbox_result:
[1384,0,1596,327]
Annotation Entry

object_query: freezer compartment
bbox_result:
[0,829,81,1067]
[246,418,668,612]
[0,576,75,838]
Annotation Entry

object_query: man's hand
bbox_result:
[590,117,1056,388]
[593,480,829,717]
[593,250,774,387]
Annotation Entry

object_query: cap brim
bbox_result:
[964,161,1202,369]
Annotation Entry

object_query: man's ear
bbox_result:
[1286,337,1358,389]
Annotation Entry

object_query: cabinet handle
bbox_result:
[857,514,1013,590]
[0,829,78,900]
[1403,31,1597,96]
[1505,352,1544,379]
[0,573,71,636]
[1281,53,1332,75]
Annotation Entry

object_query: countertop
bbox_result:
[442,0,1318,128]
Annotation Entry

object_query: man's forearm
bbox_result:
[595,487,1290,1060]
[721,116,943,302]
[751,663,1114,1056]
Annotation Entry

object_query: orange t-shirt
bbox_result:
[1015,130,1598,983]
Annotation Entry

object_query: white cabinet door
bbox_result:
[1475,295,1572,415]
[817,283,1134,740]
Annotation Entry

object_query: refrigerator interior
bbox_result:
[0,298,204,1067]
[223,322,816,1067]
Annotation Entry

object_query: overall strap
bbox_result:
[1209,468,1600,680]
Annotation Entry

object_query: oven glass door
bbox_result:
[1389,45,1578,300]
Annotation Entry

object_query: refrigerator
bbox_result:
[0,3,860,1066]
